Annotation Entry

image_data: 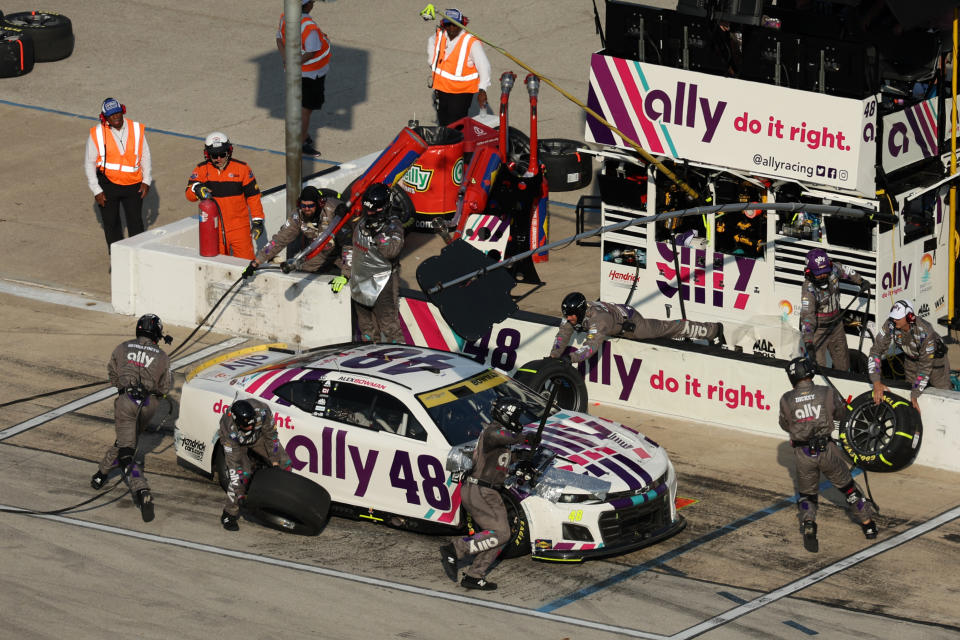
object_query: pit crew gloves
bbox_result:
[331,276,348,293]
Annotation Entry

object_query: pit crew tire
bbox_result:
[514,357,588,412]
[506,126,530,164]
[0,26,35,77]
[499,491,530,559]
[837,390,922,472]
[1,11,73,62]
[214,443,229,491]
[245,467,331,535]
[849,350,869,375]
[390,184,415,229]
[538,139,592,192]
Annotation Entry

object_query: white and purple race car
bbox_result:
[174,342,685,561]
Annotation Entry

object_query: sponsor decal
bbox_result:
[402,164,434,192]
[218,354,271,371]
[779,299,795,321]
[452,157,464,185]
[535,539,553,550]
[176,433,207,461]
[469,535,500,554]
[752,338,776,358]
[880,260,911,298]
[126,350,154,367]
[337,375,387,390]
[212,399,231,414]
[918,302,930,318]
[793,403,821,421]
[655,242,757,310]
[935,295,946,311]
[650,369,771,411]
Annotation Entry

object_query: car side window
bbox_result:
[325,382,427,441]
[274,379,325,416]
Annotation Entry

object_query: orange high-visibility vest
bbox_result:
[279,13,331,74]
[430,30,479,94]
[90,120,144,186]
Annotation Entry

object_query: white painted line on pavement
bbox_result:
[0,337,246,441]
[670,504,960,639]
[0,279,115,314]
[2,506,667,640]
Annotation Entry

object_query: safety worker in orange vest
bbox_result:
[83,98,152,254]
[276,0,331,158]
[427,8,490,126]
[185,132,266,261]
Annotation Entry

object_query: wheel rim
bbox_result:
[9,14,52,27]
[845,400,896,456]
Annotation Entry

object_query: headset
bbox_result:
[98,98,126,125]
[893,299,917,324]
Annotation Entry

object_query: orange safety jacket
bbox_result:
[430,29,480,94]
[185,158,264,228]
[90,120,145,186]
[278,13,330,74]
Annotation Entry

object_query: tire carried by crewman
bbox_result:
[837,390,922,472]
[0,25,35,77]
[390,184,415,229]
[498,491,531,559]
[1,11,73,62]
[514,357,588,412]
[244,467,331,535]
[538,138,593,192]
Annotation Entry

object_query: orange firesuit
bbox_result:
[185,158,264,260]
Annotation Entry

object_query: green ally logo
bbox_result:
[403,165,433,192]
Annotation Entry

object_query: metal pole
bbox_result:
[284,0,303,218]
[949,8,958,325]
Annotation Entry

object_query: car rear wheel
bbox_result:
[244,467,331,535]
[514,357,589,412]
[837,390,922,472]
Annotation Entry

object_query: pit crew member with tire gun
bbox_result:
[800,248,870,371]
[218,398,292,531]
[90,314,172,523]
[779,357,878,553]
[185,132,266,260]
[245,185,346,275]
[331,183,405,343]
[868,299,952,411]
[550,291,725,364]
[440,397,528,591]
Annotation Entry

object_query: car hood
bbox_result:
[532,410,669,495]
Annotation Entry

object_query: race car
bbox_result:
[174,342,685,561]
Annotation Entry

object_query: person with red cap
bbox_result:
[427,8,490,126]
[868,299,951,410]
[83,97,152,253]
[800,248,870,370]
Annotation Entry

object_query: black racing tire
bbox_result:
[514,357,589,413]
[214,443,229,491]
[499,491,531,559]
[506,126,530,164]
[538,138,593,192]
[837,390,922,472]
[245,467,331,535]
[1,11,73,62]
[849,350,869,375]
[389,184,416,229]
[0,26,35,77]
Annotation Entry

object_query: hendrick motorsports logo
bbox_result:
[175,432,207,462]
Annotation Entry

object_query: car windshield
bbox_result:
[416,369,549,446]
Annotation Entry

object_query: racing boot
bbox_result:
[90,470,109,490]
[440,544,458,582]
[461,575,497,591]
[861,520,878,540]
[221,510,239,532]
[136,489,155,523]
[802,520,818,553]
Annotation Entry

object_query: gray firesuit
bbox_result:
[341,216,405,343]
[255,196,346,271]
[452,420,523,580]
[778,379,874,525]
[868,316,951,402]
[550,301,722,363]
[799,263,865,370]
[218,398,292,517]
[99,336,172,493]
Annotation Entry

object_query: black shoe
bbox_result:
[221,510,239,532]
[90,470,108,490]
[137,489,155,523]
[802,521,818,553]
[713,323,726,347]
[461,575,497,591]
[440,544,458,583]
[302,141,322,158]
[861,520,878,540]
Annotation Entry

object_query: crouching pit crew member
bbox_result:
[550,291,724,363]
[869,299,952,411]
[219,398,292,531]
[332,182,405,343]
[779,357,877,552]
[91,314,172,523]
[440,398,527,590]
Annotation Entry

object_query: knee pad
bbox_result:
[841,481,865,509]
[118,447,135,469]
[798,493,819,511]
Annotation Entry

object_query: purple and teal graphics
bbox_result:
[654,242,757,310]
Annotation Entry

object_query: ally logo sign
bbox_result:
[654,242,757,310]
[403,164,434,192]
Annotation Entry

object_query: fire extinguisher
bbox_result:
[198,198,223,257]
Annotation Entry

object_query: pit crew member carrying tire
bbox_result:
[779,357,877,553]
[185,132,266,260]
[800,248,870,371]
[218,398,292,532]
[440,397,526,591]
[246,185,346,274]
[550,291,725,364]
[868,299,951,411]
[90,314,172,523]
[333,182,405,343]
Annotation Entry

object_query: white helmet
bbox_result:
[204,131,232,160]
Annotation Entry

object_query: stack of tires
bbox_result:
[0,10,73,78]
[501,129,594,193]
